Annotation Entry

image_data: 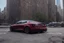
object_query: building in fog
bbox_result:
[7,0,57,23]
[63,0,64,21]
[0,8,5,24]
[7,0,21,24]
[63,0,64,8]
[0,8,2,24]
[48,0,56,22]
[2,7,8,23]
[56,0,63,21]
[21,0,49,20]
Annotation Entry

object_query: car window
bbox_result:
[16,22,22,24]
[21,21,27,24]
[16,21,27,24]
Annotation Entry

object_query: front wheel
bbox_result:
[10,27,15,32]
[24,27,30,34]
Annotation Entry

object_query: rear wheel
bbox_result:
[61,24,64,27]
[24,27,30,34]
[43,29,47,32]
[40,30,43,33]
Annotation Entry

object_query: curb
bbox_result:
[0,26,10,28]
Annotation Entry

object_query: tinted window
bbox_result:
[21,21,27,24]
[16,22,22,24]
[16,21,27,24]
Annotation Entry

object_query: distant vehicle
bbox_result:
[0,23,1,25]
[10,20,47,33]
[60,22,64,27]
[47,22,60,27]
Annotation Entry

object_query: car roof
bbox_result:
[18,20,41,23]
[17,20,42,24]
[18,20,34,22]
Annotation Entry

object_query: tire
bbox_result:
[43,29,47,32]
[61,24,64,27]
[24,27,30,34]
[40,30,43,33]
[40,31,43,33]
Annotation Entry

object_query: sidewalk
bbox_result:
[0,25,10,28]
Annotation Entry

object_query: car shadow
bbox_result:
[9,30,45,34]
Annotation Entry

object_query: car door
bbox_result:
[15,22,23,30]
[16,21,27,30]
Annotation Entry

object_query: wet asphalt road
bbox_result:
[0,27,64,43]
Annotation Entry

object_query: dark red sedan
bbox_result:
[10,20,47,33]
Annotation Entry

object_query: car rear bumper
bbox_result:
[31,29,47,32]
[31,26,47,30]
[30,27,47,32]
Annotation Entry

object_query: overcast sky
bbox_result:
[0,0,6,11]
[0,0,63,11]
[55,0,63,9]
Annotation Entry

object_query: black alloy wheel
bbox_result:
[24,27,30,34]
